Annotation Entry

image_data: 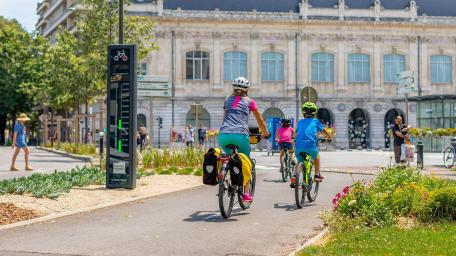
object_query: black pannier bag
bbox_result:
[202,148,221,185]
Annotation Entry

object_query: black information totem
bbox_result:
[106,45,137,189]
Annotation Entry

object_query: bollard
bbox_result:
[417,139,424,170]
[99,132,105,158]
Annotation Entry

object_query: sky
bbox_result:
[0,0,41,32]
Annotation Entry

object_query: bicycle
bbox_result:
[294,152,319,208]
[280,148,292,182]
[443,137,456,168]
[293,138,328,208]
[218,134,262,219]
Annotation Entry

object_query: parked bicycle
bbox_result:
[443,137,456,168]
[218,134,263,219]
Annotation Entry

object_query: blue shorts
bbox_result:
[295,147,318,162]
[279,142,293,151]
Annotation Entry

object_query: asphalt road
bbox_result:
[0,147,86,181]
[0,167,371,256]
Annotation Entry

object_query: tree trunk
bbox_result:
[0,113,6,145]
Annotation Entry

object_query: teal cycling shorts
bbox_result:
[295,147,318,162]
[219,133,250,157]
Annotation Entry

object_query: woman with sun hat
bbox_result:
[10,113,33,171]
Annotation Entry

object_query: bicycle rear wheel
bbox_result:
[219,171,234,219]
[443,147,455,168]
[295,163,306,209]
[239,164,256,209]
[307,162,319,202]
[281,154,289,182]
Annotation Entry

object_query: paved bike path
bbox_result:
[0,169,371,256]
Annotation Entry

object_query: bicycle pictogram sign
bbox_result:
[113,50,128,61]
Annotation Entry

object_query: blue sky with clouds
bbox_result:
[0,0,41,32]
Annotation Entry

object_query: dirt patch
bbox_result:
[0,175,202,224]
[0,203,42,225]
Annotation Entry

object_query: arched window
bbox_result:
[383,54,405,83]
[431,55,452,84]
[348,53,370,83]
[311,52,334,83]
[186,51,209,80]
[224,51,247,81]
[261,52,284,81]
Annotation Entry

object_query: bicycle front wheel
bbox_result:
[295,163,306,209]
[443,147,455,168]
[219,172,234,219]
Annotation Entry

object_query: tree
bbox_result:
[0,17,34,144]
[66,0,158,143]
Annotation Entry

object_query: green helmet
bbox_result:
[301,102,318,116]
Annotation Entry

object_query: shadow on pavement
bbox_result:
[273,202,315,211]
[263,179,285,184]
[183,209,249,223]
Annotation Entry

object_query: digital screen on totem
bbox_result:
[106,45,137,189]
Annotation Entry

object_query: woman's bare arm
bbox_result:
[252,109,269,137]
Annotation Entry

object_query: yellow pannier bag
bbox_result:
[230,153,252,186]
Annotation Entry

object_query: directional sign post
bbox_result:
[396,70,417,124]
[106,45,137,189]
[137,75,169,97]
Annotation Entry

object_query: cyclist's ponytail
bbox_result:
[232,89,248,97]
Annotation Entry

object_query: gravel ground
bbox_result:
[0,175,201,220]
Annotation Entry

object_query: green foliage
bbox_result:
[43,142,96,156]
[138,148,203,169]
[421,187,456,221]
[168,166,179,174]
[193,169,203,176]
[177,168,195,175]
[299,224,456,256]
[0,167,104,198]
[329,167,456,231]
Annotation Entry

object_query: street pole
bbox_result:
[405,93,409,125]
[119,0,123,44]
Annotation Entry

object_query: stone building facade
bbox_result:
[134,0,456,149]
[37,0,456,149]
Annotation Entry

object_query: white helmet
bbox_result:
[232,77,250,91]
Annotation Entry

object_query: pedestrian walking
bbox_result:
[197,124,207,150]
[392,115,410,164]
[137,124,149,151]
[184,124,194,148]
[10,113,33,171]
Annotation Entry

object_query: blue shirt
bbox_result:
[295,118,324,149]
[14,122,27,147]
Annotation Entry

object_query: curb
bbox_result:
[0,184,205,232]
[287,227,330,256]
[36,146,93,163]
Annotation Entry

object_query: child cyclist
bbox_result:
[219,77,269,202]
[275,116,297,169]
[292,102,332,186]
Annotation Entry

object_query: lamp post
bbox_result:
[119,0,123,44]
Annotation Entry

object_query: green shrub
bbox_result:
[158,169,173,175]
[138,148,203,169]
[421,187,456,221]
[57,143,96,156]
[177,167,194,175]
[193,168,203,176]
[168,166,179,174]
[0,167,104,198]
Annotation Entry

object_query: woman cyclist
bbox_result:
[292,102,332,186]
[219,77,269,202]
[275,116,297,169]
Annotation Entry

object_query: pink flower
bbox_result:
[343,186,350,194]
[332,197,338,205]
[336,192,342,199]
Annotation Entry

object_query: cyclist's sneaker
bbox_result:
[314,174,324,182]
[291,158,297,166]
[242,193,253,202]
[290,176,296,188]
